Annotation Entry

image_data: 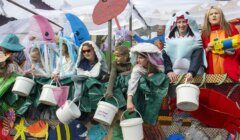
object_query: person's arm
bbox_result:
[188,48,203,77]
[162,50,178,83]
[126,65,146,111]
[162,50,173,74]
[127,65,146,96]
[133,34,155,44]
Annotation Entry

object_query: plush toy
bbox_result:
[211,34,240,54]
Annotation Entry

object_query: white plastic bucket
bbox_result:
[120,109,144,140]
[93,96,119,125]
[39,81,57,106]
[176,83,200,111]
[12,76,35,97]
[56,100,81,124]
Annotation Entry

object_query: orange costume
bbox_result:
[202,24,240,81]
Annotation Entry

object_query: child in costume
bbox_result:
[105,45,132,97]
[202,6,240,82]
[126,43,169,124]
[162,11,206,83]
[26,46,49,77]
[52,38,77,80]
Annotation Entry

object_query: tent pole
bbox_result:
[129,15,132,47]
[107,19,112,71]
[6,0,63,30]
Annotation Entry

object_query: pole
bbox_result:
[107,19,112,71]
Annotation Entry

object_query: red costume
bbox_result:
[201,24,240,81]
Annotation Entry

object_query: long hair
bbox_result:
[137,52,158,74]
[202,6,232,37]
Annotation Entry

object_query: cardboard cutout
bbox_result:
[92,0,128,25]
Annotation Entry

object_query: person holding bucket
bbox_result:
[25,46,49,77]
[126,43,169,124]
[162,11,207,83]
[52,37,77,80]
[72,41,109,101]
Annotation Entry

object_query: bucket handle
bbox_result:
[68,97,79,108]
[227,83,240,109]
[120,109,143,121]
[49,80,59,87]
[98,96,119,108]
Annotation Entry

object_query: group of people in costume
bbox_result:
[0,5,240,139]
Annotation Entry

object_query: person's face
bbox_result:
[114,51,129,64]
[157,26,165,36]
[31,50,40,62]
[177,18,188,35]
[62,44,68,55]
[137,54,148,67]
[82,45,95,61]
[208,8,221,25]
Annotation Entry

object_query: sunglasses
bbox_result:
[82,49,92,54]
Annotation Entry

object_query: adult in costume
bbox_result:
[201,6,240,82]
[163,11,206,83]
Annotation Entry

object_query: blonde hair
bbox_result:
[202,6,232,37]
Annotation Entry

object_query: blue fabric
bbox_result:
[78,58,97,71]
[167,134,185,140]
[133,34,165,44]
[48,120,87,140]
[88,124,107,140]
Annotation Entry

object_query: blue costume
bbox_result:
[133,34,165,44]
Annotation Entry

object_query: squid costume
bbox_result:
[53,37,77,79]
[202,23,240,81]
[163,11,207,76]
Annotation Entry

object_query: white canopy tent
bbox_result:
[0,0,240,35]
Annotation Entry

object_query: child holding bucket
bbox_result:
[126,43,169,125]
[26,46,49,77]
[127,50,159,111]
[52,38,76,80]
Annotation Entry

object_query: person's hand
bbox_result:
[105,92,113,99]
[206,43,214,52]
[127,101,135,112]
[52,74,59,81]
[127,96,135,112]
[185,73,193,83]
[25,69,35,77]
[167,72,178,83]
[128,31,134,36]
[148,73,154,77]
